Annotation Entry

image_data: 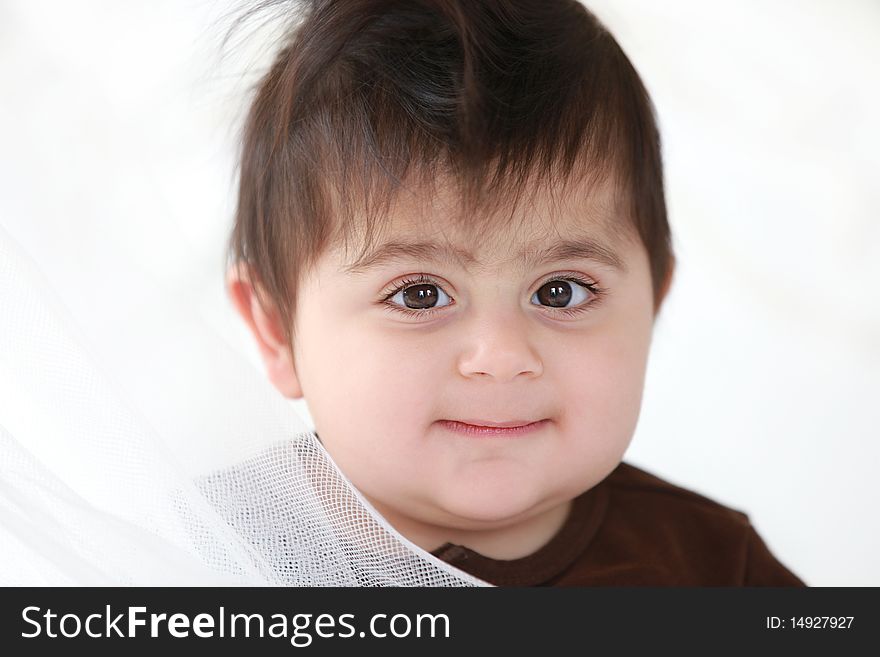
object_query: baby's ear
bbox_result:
[225,263,303,399]
[660,254,675,301]
[655,254,676,316]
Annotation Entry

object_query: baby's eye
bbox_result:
[530,277,597,310]
[386,277,453,312]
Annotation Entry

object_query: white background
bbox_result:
[1,1,877,585]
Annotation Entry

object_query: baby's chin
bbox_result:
[430,476,564,527]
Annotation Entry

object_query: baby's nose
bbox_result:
[456,312,543,382]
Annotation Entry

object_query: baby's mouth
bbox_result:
[436,418,549,437]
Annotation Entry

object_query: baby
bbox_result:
[225,0,803,586]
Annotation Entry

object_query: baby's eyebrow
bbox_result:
[342,236,627,275]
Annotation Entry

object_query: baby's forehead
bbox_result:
[334,175,631,271]
[327,182,632,278]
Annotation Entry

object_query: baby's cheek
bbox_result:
[558,340,646,444]
[361,337,444,409]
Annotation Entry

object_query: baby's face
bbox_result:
[291,178,656,547]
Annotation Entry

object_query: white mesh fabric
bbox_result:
[0,226,488,586]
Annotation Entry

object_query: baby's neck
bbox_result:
[371,498,574,561]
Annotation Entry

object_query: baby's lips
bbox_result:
[449,418,544,428]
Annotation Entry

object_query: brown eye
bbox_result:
[387,278,453,313]
[535,281,572,307]
[531,278,592,310]
[401,283,440,309]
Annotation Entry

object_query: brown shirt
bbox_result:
[430,461,806,586]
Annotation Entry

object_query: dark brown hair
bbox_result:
[226,0,673,349]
